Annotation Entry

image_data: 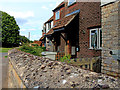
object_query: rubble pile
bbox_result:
[8,49,119,88]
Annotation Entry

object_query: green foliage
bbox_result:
[1,11,20,47]
[19,35,30,45]
[41,47,46,51]
[32,44,39,47]
[30,41,33,43]
[31,43,46,51]
[19,44,44,56]
[59,54,71,63]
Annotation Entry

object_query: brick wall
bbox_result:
[57,2,101,58]
[101,1,120,77]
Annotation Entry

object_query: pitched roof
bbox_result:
[46,29,54,36]
[53,2,65,11]
[45,13,78,36]
[53,13,78,30]
[39,35,45,41]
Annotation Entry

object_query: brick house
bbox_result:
[40,0,101,59]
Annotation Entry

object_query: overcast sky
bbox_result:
[0,0,62,41]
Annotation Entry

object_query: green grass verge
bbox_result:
[4,56,8,58]
[0,48,13,53]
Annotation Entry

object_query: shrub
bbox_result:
[32,44,39,47]
[18,44,44,56]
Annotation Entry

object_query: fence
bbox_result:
[55,53,101,73]
[70,57,101,73]
[55,52,65,60]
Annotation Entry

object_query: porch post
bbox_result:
[65,40,71,56]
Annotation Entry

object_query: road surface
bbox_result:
[0,53,9,89]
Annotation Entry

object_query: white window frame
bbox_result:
[51,21,53,28]
[55,10,60,20]
[89,28,102,50]
[68,0,76,6]
[46,23,48,33]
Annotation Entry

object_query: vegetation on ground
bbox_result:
[0,48,13,53]
[31,44,46,51]
[59,54,71,63]
[4,56,8,58]
[18,44,45,56]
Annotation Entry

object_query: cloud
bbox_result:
[31,34,42,40]
[6,11,35,26]
[41,6,49,10]
[7,11,34,19]
[15,18,28,25]
[20,28,36,31]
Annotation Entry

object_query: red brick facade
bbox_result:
[42,1,101,58]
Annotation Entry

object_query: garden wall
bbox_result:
[8,49,119,88]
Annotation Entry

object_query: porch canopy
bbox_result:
[45,10,80,37]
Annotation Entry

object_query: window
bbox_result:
[48,23,51,30]
[46,23,48,32]
[89,28,102,49]
[55,10,60,20]
[68,0,76,6]
[51,21,53,28]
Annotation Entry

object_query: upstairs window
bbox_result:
[51,21,53,28]
[46,23,48,32]
[48,23,51,30]
[68,0,76,6]
[55,10,60,20]
[89,28,102,49]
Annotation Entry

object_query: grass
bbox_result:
[0,47,13,53]
[4,56,8,58]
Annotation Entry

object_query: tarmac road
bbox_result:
[0,53,9,89]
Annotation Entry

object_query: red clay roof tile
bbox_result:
[53,13,78,30]
[45,13,78,36]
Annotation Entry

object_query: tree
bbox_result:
[19,35,30,45]
[0,11,20,47]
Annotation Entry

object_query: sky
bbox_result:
[0,0,114,41]
[0,0,62,41]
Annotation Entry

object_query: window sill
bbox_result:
[55,18,60,21]
[89,48,102,50]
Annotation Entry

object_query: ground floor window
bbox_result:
[89,28,102,49]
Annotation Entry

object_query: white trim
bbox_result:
[89,28,98,49]
[89,28,102,50]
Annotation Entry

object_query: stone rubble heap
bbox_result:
[8,49,119,88]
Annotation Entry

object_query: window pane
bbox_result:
[48,23,51,30]
[68,0,76,5]
[55,10,60,20]
[91,30,97,48]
